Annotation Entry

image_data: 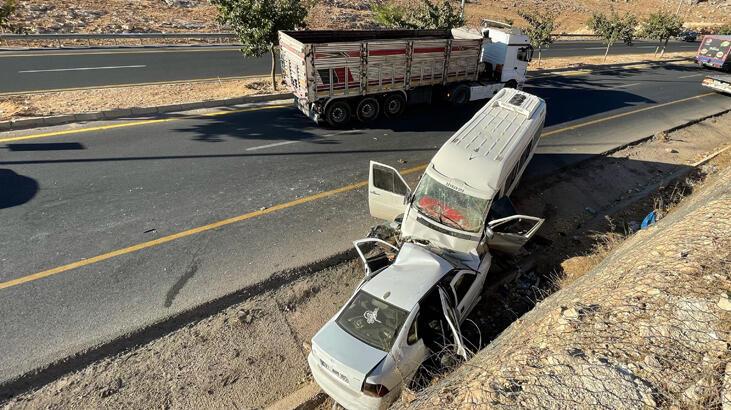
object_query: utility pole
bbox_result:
[460,0,465,19]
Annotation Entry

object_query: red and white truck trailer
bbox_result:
[278,25,533,127]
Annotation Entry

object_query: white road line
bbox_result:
[611,82,642,89]
[678,73,704,79]
[245,140,299,151]
[18,65,147,73]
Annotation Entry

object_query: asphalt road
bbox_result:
[0,40,701,94]
[1,61,729,387]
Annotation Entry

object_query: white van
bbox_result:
[368,88,546,266]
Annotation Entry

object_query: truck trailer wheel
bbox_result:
[325,100,351,127]
[356,97,380,123]
[382,93,406,118]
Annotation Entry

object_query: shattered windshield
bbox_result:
[336,291,408,352]
[412,173,490,233]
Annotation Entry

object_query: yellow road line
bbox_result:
[0,47,242,58]
[0,103,291,143]
[0,90,723,290]
[0,74,269,97]
[0,164,427,291]
[542,93,717,137]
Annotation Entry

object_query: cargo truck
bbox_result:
[278,24,533,127]
[696,35,731,71]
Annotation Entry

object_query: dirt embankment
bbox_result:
[7,0,730,34]
[398,144,731,406]
[3,103,730,409]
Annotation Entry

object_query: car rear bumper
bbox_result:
[308,352,394,410]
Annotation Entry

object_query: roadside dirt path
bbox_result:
[3,111,730,409]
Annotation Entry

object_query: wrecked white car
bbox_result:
[308,89,547,409]
[308,240,482,410]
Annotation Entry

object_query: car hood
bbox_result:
[311,321,388,390]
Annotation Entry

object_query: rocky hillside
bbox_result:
[398,157,731,408]
[6,0,730,34]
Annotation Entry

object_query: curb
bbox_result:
[265,383,327,410]
[0,92,293,133]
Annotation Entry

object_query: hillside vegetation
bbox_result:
[398,156,731,408]
[6,0,730,34]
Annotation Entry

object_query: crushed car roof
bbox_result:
[361,243,454,310]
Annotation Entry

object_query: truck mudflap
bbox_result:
[294,97,322,123]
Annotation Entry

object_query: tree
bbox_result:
[587,10,637,62]
[211,0,308,90]
[371,0,463,30]
[719,24,731,35]
[0,0,17,35]
[372,2,411,29]
[518,10,556,68]
[640,11,683,58]
[410,0,464,30]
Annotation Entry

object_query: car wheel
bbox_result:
[356,97,380,123]
[383,93,406,118]
[325,100,351,127]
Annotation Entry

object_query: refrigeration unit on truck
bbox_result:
[696,35,731,71]
[278,25,533,126]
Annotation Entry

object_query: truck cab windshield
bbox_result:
[412,174,490,233]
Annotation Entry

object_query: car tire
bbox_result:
[325,100,351,127]
[505,80,518,89]
[382,93,406,118]
[356,97,380,123]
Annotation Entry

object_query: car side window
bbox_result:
[373,164,408,195]
[517,47,532,62]
[452,273,476,304]
[407,314,419,345]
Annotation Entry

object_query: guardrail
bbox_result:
[0,32,240,48]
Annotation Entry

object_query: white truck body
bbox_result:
[279,26,532,126]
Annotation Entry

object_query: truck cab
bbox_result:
[368,88,546,268]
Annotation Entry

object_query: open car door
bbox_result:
[368,161,411,222]
[353,238,399,280]
[438,286,468,360]
[487,215,544,255]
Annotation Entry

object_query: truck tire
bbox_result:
[356,97,380,123]
[450,85,470,105]
[325,100,351,127]
[505,80,518,89]
[383,93,406,118]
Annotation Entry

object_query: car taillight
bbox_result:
[362,382,390,397]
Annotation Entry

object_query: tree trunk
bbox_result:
[660,38,669,58]
[538,47,542,68]
[604,43,611,62]
[270,44,277,91]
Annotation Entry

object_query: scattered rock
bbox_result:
[98,378,123,398]
[718,292,731,312]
